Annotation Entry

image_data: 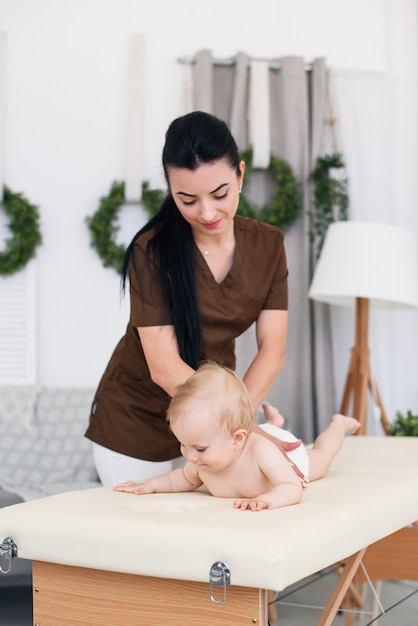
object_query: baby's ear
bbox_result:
[233,429,247,449]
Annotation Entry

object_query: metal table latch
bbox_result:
[209,561,231,604]
[0,537,18,574]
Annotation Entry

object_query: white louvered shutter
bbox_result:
[0,216,37,384]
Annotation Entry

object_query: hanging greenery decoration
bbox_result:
[86,180,165,273]
[309,153,349,258]
[0,185,42,277]
[141,180,166,218]
[238,148,301,231]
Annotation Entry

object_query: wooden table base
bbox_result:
[32,561,267,626]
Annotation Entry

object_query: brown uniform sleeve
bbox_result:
[128,236,174,328]
[262,228,288,310]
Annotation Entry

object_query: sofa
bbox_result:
[0,386,101,585]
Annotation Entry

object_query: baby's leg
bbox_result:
[307,414,360,481]
[262,403,285,427]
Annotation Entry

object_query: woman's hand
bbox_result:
[252,420,305,481]
[274,438,303,453]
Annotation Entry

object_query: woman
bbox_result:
[85,111,289,486]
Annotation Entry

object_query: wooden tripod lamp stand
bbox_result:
[339,296,389,435]
[309,221,418,435]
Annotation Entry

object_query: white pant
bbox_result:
[92,442,186,486]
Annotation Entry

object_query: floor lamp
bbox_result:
[308,221,418,435]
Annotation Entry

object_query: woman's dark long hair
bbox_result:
[122,111,241,369]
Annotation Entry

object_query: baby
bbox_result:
[114,362,360,511]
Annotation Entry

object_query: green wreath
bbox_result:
[0,185,42,277]
[309,153,349,258]
[86,180,165,273]
[238,148,301,231]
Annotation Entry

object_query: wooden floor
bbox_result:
[1,572,418,625]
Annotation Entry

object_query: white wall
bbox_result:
[1,0,417,422]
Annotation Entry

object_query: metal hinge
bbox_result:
[209,561,231,604]
[0,537,18,574]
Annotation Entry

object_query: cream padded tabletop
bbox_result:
[1,436,418,591]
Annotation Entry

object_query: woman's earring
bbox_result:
[239,186,242,194]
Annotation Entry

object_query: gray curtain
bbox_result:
[192,51,335,442]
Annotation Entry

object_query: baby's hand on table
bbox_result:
[233,499,273,511]
[113,480,155,495]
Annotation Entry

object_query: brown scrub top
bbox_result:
[85,216,288,461]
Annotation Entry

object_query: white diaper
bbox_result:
[260,422,310,484]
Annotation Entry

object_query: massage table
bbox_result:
[0,436,418,625]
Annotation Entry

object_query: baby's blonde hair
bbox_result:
[167,361,253,434]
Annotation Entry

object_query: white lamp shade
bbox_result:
[308,221,418,309]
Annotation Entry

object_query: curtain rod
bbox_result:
[177,56,312,72]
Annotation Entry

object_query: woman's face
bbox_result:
[166,158,245,238]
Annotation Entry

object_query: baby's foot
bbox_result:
[332,413,361,434]
[262,403,285,427]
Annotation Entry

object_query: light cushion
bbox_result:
[0,385,38,428]
[0,388,99,500]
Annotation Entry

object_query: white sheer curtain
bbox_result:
[332,70,418,433]
[188,51,339,442]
